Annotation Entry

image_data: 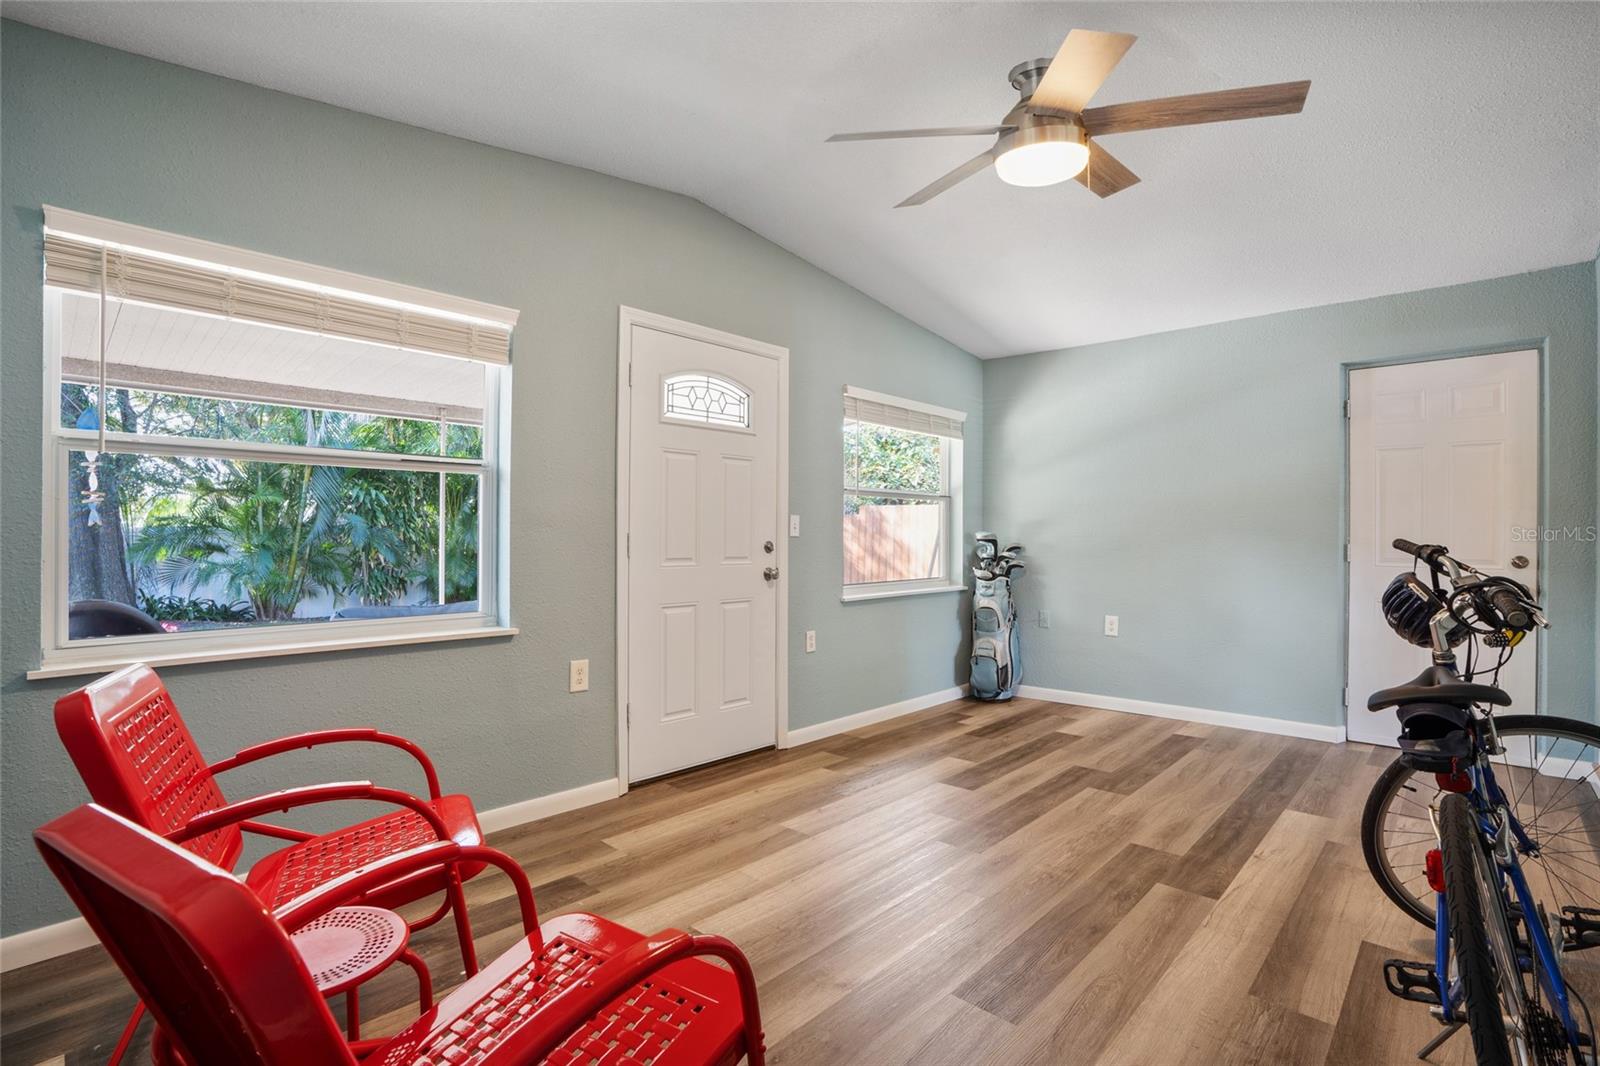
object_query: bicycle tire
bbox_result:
[1362,714,1600,929]
[1363,754,1437,925]
[1440,792,1518,1066]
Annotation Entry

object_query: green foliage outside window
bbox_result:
[64,384,479,627]
[842,421,943,515]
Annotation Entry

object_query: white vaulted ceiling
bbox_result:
[8,2,1599,357]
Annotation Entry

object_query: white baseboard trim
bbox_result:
[1018,685,1347,744]
[0,916,99,973]
[785,685,969,748]
[0,777,624,973]
[476,778,623,835]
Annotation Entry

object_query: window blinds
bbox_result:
[43,232,513,365]
[843,386,965,439]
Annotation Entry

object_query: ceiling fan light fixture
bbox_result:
[993,123,1089,187]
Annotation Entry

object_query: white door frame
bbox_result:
[615,306,790,792]
[1341,340,1548,737]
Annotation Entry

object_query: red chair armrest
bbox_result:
[273,843,539,937]
[486,931,766,1066]
[207,729,444,799]
[165,782,450,847]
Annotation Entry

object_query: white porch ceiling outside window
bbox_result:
[58,292,486,423]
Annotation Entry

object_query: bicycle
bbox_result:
[1360,538,1600,1065]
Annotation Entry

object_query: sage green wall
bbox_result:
[984,262,1598,730]
[0,23,982,936]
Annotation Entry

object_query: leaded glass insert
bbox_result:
[663,373,749,428]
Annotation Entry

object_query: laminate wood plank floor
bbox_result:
[5,696,1593,1064]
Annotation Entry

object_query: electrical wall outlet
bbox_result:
[805,630,816,653]
[1038,610,1051,629]
[569,659,589,692]
[790,514,801,537]
[1104,615,1119,637]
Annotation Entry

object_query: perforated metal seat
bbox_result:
[247,795,484,911]
[375,916,750,1066]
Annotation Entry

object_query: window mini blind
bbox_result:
[44,233,512,365]
[843,386,965,439]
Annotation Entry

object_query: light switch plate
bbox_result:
[569,659,589,692]
[790,514,800,537]
[1104,615,1119,637]
[805,630,816,653]
[1038,610,1051,629]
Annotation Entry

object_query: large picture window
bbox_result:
[36,209,518,676]
[841,386,965,600]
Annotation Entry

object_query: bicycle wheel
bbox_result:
[1439,792,1530,1066]
[1363,715,1600,928]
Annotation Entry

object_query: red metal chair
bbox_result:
[53,663,488,1061]
[36,804,766,1066]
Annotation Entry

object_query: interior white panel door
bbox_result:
[1347,350,1539,746]
[627,323,779,782]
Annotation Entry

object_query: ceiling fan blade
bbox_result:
[895,149,996,208]
[827,125,1007,142]
[1075,140,1140,197]
[1028,29,1138,116]
[1082,80,1311,136]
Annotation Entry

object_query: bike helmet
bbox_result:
[1381,573,1468,649]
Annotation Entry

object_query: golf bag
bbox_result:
[970,532,1023,701]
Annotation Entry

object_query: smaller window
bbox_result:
[663,373,749,428]
[842,387,965,599]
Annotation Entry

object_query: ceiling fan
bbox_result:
[827,29,1310,206]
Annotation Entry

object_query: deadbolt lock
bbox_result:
[1511,555,1530,570]
[764,540,775,554]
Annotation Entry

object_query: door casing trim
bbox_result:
[616,306,790,790]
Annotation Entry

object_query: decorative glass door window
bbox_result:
[663,372,750,428]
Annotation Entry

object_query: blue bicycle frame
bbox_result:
[1433,756,1581,1048]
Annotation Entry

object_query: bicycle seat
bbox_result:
[1367,665,1513,711]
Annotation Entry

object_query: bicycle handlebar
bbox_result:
[1392,539,1450,569]
[1390,538,1545,634]
[1487,586,1532,631]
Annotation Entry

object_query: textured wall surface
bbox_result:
[984,262,1598,729]
[0,23,982,935]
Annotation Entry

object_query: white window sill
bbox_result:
[27,624,519,681]
[841,584,966,604]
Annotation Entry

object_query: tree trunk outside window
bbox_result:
[62,386,136,606]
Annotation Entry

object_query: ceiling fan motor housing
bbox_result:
[999,112,1086,155]
[1005,58,1085,138]
[1008,58,1057,98]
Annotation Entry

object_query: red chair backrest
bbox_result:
[53,664,242,870]
[35,805,354,1066]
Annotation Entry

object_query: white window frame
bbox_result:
[31,220,519,680]
[841,390,966,603]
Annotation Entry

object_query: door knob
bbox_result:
[764,567,780,581]
[1511,555,1530,570]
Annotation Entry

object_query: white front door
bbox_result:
[623,314,784,783]
[1346,349,1540,746]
